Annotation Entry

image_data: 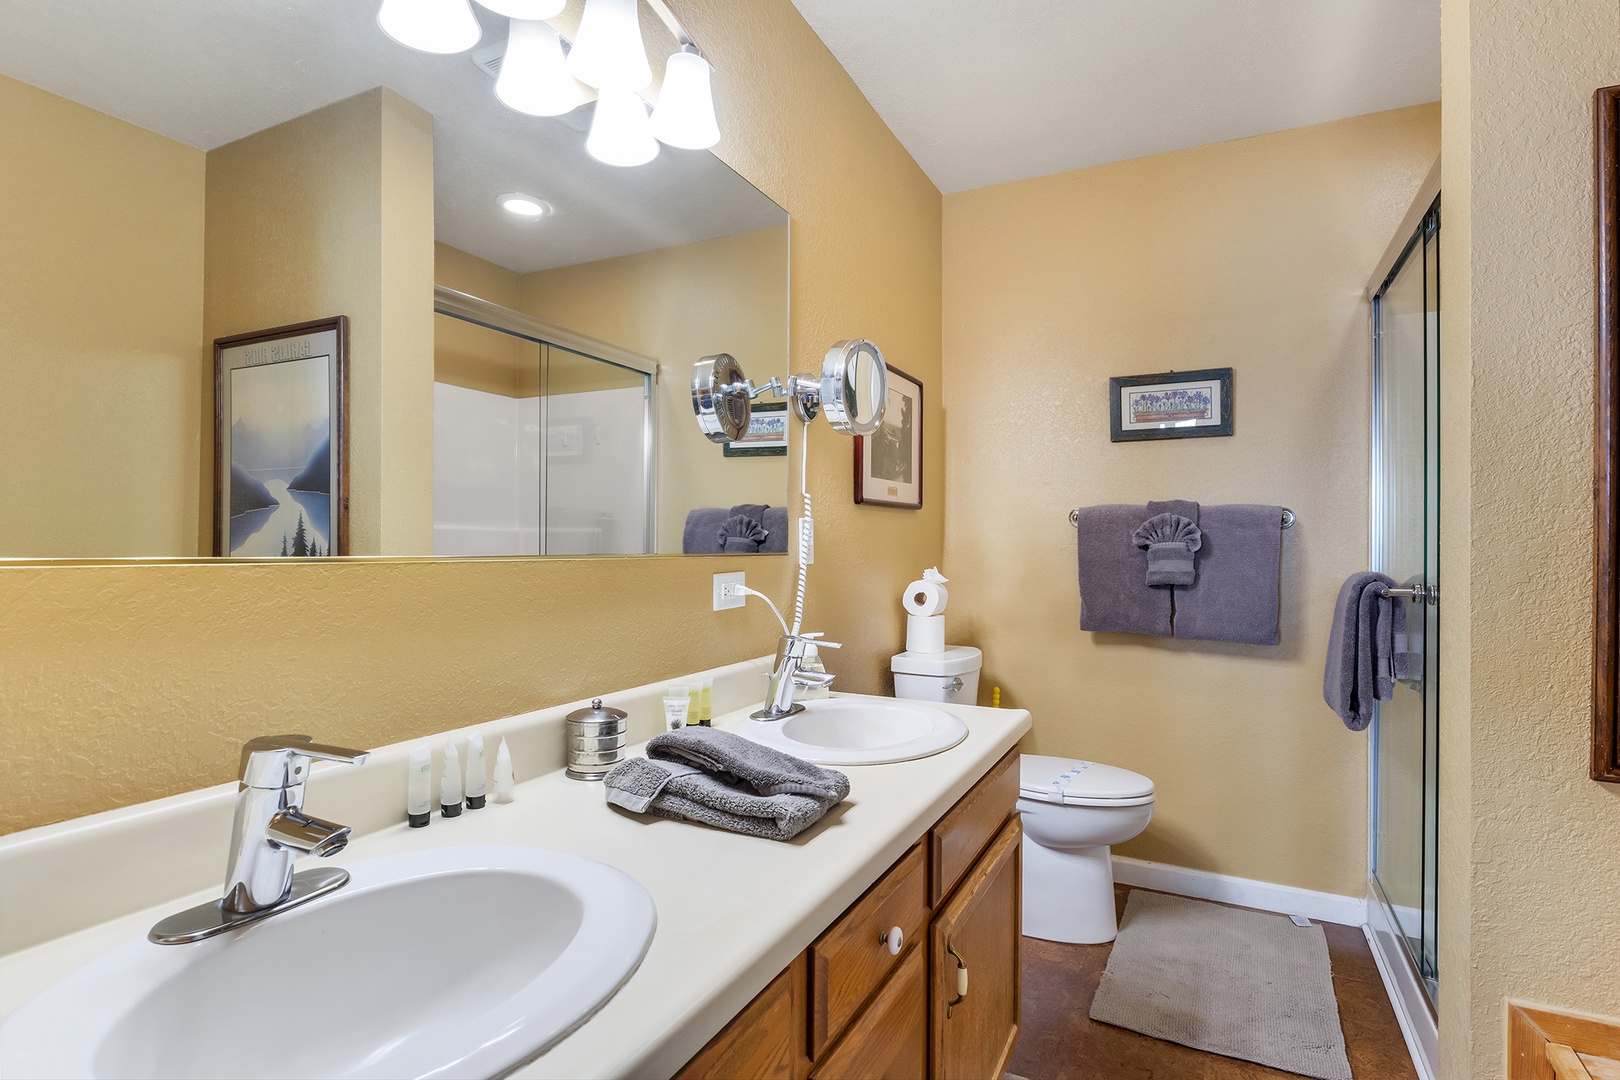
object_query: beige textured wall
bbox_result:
[942,105,1440,897]
[204,88,435,557]
[0,75,206,558]
[0,0,942,833]
[520,227,791,551]
[1439,0,1620,1074]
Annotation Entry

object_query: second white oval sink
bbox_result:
[0,845,656,1079]
[736,698,968,765]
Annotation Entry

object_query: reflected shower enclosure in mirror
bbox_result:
[0,0,789,560]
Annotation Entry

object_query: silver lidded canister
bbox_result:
[565,698,628,781]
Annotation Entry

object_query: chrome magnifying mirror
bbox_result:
[693,338,887,443]
[693,353,754,443]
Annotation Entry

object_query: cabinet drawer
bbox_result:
[810,943,927,1080]
[929,747,1019,907]
[677,953,808,1080]
[809,842,929,1059]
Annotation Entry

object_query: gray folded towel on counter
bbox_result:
[1074,504,1173,637]
[604,758,840,841]
[1132,513,1202,586]
[647,726,850,802]
[1324,572,1410,730]
[1170,504,1284,645]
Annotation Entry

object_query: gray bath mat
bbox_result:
[1088,892,1353,1080]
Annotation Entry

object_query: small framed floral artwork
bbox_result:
[723,401,789,457]
[1109,368,1234,442]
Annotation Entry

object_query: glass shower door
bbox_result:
[1370,201,1440,1008]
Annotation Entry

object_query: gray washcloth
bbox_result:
[1324,572,1410,730]
[718,514,768,553]
[1132,513,1202,586]
[1170,504,1284,645]
[603,758,840,841]
[1075,504,1173,636]
[1147,500,1200,523]
[647,726,850,802]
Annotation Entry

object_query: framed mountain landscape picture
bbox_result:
[213,317,348,557]
[1109,367,1234,442]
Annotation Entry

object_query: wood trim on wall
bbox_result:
[1593,85,1620,784]
[1506,1001,1620,1079]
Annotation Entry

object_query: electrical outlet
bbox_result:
[713,571,746,611]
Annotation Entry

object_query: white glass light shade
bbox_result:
[650,47,719,149]
[496,20,596,116]
[586,90,659,167]
[566,0,652,91]
[377,0,482,53]
[474,0,564,17]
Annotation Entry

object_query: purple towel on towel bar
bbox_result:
[1075,504,1173,637]
[1170,504,1284,645]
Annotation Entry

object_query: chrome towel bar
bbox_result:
[1068,506,1295,530]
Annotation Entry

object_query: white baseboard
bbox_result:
[1363,886,1438,1080]
[1110,855,1369,927]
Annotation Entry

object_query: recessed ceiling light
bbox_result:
[498,193,552,218]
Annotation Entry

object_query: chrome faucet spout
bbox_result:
[753,634,840,720]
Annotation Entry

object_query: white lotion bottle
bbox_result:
[441,742,463,817]
[662,692,690,732]
[493,738,516,803]
[465,732,488,809]
[407,747,432,828]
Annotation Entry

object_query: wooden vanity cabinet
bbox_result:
[676,747,1022,1080]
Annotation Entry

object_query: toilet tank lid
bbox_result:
[890,646,983,677]
[1019,754,1154,803]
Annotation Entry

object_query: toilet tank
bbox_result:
[891,646,982,705]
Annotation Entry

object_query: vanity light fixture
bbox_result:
[498,193,552,218]
[379,0,720,167]
[378,0,483,54]
[496,19,595,117]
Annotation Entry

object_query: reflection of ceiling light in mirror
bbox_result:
[496,20,596,116]
[473,0,564,17]
[498,193,553,218]
[567,0,652,92]
[586,90,659,167]
[650,46,719,150]
[378,0,482,53]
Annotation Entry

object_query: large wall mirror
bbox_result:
[0,0,789,560]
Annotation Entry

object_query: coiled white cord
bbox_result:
[790,412,812,635]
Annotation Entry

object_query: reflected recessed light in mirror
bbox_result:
[498,193,553,218]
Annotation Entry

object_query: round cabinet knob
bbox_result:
[881,926,903,956]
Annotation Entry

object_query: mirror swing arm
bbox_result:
[692,340,889,444]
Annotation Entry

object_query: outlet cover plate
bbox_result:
[713,571,746,611]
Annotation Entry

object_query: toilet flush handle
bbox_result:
[944,677,963,693]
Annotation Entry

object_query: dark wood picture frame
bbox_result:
[723,400,789,457]
[1109,367,1234,442]
[213,316,350,557]
[1592,85,1620,783]
[854,363,923,509]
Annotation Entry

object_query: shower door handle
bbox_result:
[1387,583,1438,605]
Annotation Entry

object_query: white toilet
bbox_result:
[1017,754,1155,944]
[889,645,982,705]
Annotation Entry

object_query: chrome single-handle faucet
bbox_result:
[150,734,369,944]
[753,633,840,720]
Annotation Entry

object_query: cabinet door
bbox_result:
[677,952,809,1080]
[930,816,1021,1080]
[811,943,927,1080]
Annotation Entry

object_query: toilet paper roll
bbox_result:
[902,579,949,616]
[907,614,946,654]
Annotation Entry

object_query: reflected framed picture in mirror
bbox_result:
[854,364,922,509]
[724,401,789,457]
[213,318,348,558]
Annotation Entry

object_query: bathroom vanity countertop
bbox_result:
[0,692,1029,1079]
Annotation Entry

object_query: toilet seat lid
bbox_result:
[1019,754,1154,805]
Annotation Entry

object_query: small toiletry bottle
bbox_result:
[440,742,463,817]
[686,684,702,726]
[465,733,487,809]
[493,738,516,803]
[407,747,432,828]
[699,677,713,726]
[663,690,690,732]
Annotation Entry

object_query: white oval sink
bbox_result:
[736,698,969,765]
[0,845,656,1079]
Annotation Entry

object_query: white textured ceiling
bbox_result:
[789,0,1440,194]
[0,0,784,272]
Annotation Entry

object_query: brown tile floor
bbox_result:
[1007,887,1417,1080]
